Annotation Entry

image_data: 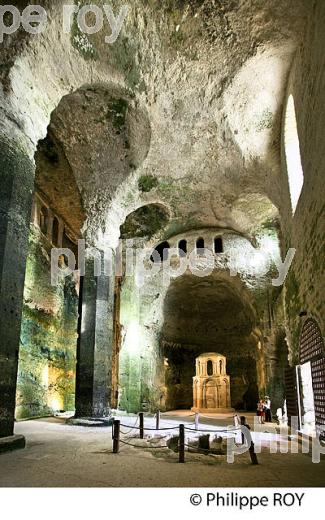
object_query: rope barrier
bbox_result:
[199,414,234,419]
[119,439,169,449]
[161,413,197,418]
[119,423,180,431]
[113,419,258,465]
[184,426,240,433]
[117,422,241,434]
[119,418,139,435]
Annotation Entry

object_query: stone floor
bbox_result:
[0,415,324,487]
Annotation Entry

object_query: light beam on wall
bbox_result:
[124,321,141,354]
[284,95,304,215]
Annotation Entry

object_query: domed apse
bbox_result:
[161,274,261,411]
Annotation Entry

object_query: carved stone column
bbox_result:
[74,253,115,421]
[0,134,35,449]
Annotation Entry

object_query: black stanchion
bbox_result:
[139,412,144,439]
[240,416,259,465]
[156,409,160,431]
[240,415,246,445]
[179,424,185,463]
[249,441,259,465]
[113,420,120,453]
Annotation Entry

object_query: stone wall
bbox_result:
[279,2,325,364]
[16,225,78,419]
[118,229,282,413]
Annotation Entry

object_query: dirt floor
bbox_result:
[0,413,324,487]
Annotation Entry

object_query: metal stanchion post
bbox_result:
[240,416,259,465]
[240,415,246,445]
[249,441,259,465]
[156,409,160,431]
[113,420,120,453]
[179,424,185,463]
[139,412,144,439]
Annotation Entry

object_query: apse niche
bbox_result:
[161,274,259,411]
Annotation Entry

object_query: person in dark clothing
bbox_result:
[264,396,272,422]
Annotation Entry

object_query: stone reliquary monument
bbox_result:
[192,353,233,412]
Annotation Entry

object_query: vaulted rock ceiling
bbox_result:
[4,0,307,245]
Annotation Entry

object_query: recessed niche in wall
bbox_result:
[40,206,48,235]
[151,241,170,262]
[196,237,205,251]
[207,359,213,376]
[214,237,223,253]
[178,239,187,257]
[52,217,60,247]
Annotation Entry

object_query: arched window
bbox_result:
[151,241,170,262]
[219,360,223,374]
[52,217,60,247]
[207,360,213,376]
[178,239,187,257]
[284,95,304,215]
[39,206,48,235]
[214,237,223,253]
[196,237,205,252]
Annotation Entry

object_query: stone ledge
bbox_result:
[0,435,26,454]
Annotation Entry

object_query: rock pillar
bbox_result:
[0,136,35,441]
[75,253,115,418]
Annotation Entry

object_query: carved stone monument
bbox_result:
[192,353,233,413]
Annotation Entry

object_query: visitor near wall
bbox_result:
[264,396,272,422]
[257,400,265,424]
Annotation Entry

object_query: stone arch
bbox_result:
[0,11,140,433]
[2,76,151,430]
[120,203,170,241]
[160,272,260,410]
[230,193,280,237]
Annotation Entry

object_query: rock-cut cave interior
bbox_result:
[0,0,324,488]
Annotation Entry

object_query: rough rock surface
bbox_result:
[0,1,323,424]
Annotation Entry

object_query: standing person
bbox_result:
[257,400,265,424]
[264,396,272,422]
